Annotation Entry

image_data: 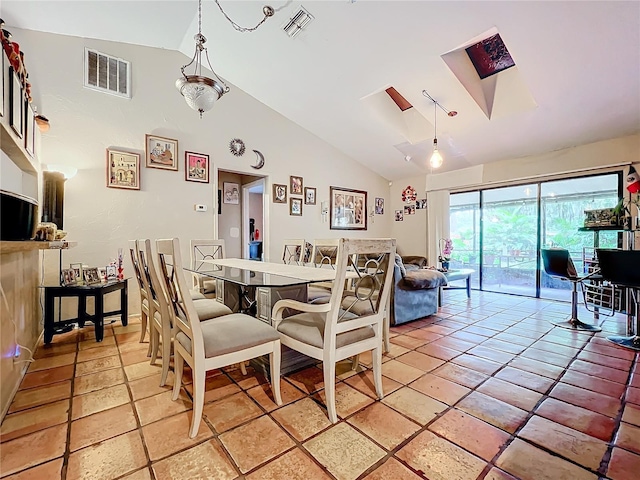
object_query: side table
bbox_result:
[439,269,475,305]
[42,279,128,343]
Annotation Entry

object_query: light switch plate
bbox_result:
[195,204,207,212]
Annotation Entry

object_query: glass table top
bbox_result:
[184,264,314,288]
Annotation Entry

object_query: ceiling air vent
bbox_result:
[84,48,131,98]
[282,7,314,38]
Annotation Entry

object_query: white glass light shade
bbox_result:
[430,148,443,169]
[176,75,225,114]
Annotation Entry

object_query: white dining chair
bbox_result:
[190,239,226,298]
[129,241,150,346]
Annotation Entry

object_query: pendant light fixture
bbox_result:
[422,90,458,169]
[176,0,275,118]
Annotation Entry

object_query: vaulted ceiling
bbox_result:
[3,1,639,180]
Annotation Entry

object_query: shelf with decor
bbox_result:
[0,241,77,255]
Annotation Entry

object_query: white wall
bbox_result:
[15,28,391,312]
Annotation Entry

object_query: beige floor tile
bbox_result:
[152,440,237,480]
[304,423,385,480]
[226,364,268,390]
[116,332,142,344]
[113,323,142,335]
[129,372,175,401]
[72,383,130,420]
[119,468,152,480]
[0,424,67,477]
[476,377,543,411]
[246,448,332,480]
[75,355,121,377]
[348,402,420,450]
[432,362,488,389]
[118,340,149,354]
[429,409,511,461]
[69,403,138,451]
[1,400,69,442]
[456,392,528,434]
[78,336,116,350]
[134,390,192,426]
[519,415,608,469]
[271,398,332,441]
[19,365,74,390]
[66,431,147,480]
[2,458,63,480]
[362,457,423,479]
[220,415,294,473]
[73,368,125,396]
[397,430,486,480]
[381,360,425,384]
[8,381,71,413]
[247,378,305,412]
[606,447,640,480]
[615,422,640,455]
[124,361,163,381]
[143,411,213,461]
[184,371,242,405]
[409,373,471,406]
[622,403,640,427]
[33,342,77,359]
[76,345,119,363]
[382,386,447,425]
[496,438,598,480]
[396,351,445,372]
[313,383,374,419]
[286,367,325,393]
[344,370,403,399]
[484,467,520,480]
[28,352,76,372]
[121,348,153,366]
[202,391,262,433]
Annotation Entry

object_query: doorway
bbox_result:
[242,178,266,260]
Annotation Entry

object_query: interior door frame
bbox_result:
[242,177,268,260]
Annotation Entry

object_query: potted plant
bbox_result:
[438,238,453,271]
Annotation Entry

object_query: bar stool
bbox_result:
[541,248,601,332]
[596,248,640,351]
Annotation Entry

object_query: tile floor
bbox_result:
[1,290,639,480]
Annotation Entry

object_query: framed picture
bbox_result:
[107,149,140,190]
[70,263,83,283]
[375,197,384,214]
[106,265,117,280]
[330,186,367,230]
[223,182,239,204]
[304,187,316,205]
[185,151,209,183]
[83,267,101,285]
[145,134,178,170]
[98,267,107,282]
[416,199,427,209]
[9,67,23,138]
[290,197,302,216]
[395,210,404,221]
[61,268,77,286]
[290,176,303,195]
[25,102,35,156]
[404,205,416,215]
[273,184,287,204]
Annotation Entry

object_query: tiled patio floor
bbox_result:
[1,290,639,480]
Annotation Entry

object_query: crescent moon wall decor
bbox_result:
[251,150,265,169]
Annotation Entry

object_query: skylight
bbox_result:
[466,33,515,79]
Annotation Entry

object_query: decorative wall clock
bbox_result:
[229,138,246,156]
[402,185,417,203]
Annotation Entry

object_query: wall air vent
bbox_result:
[282,7,314,37]
[84,48,131,98]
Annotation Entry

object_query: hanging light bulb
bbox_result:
[430,139,443,168]
[422,90,458,169]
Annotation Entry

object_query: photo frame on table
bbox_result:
[70,263,83,283]
[145,134,178,170]
[223,182,239,204]
[98,267,107,282]
[61,268,77,286]
[290,176,303,195]
[330,186,367,230]
[9,67,23,138]
[375,197,384,214]
[273,184,287,204]
[25,102,35,156]
[107,149,140,190]
[106,265,117,280]
[304,187,316,205]
[185,151,209,183]
[83,267,101,285]
[290,197,302,216]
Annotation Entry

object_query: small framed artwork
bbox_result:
[106,265,117,280]
[9,67,23,138]
[98,267,107,282]
[223,182,240,204]
[290,176,303,195]
[330,186,367,230]
[83,267,101,285]
[107,149,140,190]
[273,184,287,204]
[395,210,404,221]
[375,197,384,214]
[25,102,35,156]
[404,205,416,215]
[61,268,77,286]
[304,187,316,205]
[290,197,303,216]
[415,199,427,209]
[185,151,209,183]
[70,263,83,283]
[145,134,178,170]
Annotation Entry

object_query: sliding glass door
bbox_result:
[450,172,620,298]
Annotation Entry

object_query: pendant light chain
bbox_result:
[214,0,274,33]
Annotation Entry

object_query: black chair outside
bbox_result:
[596,248,640,351]
[541,248,601,332]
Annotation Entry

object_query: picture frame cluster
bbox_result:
[61,263,117,286]
[273,175,316,217]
